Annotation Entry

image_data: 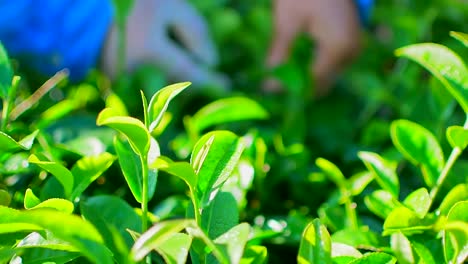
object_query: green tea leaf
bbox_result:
[450,31,468,48]
[396,43,468,113]
[157,233,192,264]
[105,92,128,116]
[0,206,112,264]
[411,240,438,264]
[130,219,195,262]
[0,43,13,99]
[316,158,347,190]
[152,156,197,194]
[391,232,414,264]
[390,119,444,187]
[297,218,332,264]
[81,195,140,263]
[0,130,38,152]
[331,227,381,249]
[191,131,244,208]
[29,198,74,214]
[28,154,74,198]
[114,136,158,203]
[403,188,431,218]
[447,126,468,150]
[349,172,374,196]
[70,152,115,201]
[148,82,190,132]
[201,192,239,239]
[348,252,396,264]
[383,207,432,236]
[24,188,40,209]
[190,97,269,134]
[15,230,77,252]
[213,223,250,264]
[9,248,80,264]
[444,201,468,264]
[438,184,468,216]
[240,245,268,264]
[358,151,399,198]
[97,108,150,156]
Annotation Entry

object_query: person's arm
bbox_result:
[0,0,113,81]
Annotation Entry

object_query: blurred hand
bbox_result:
[102,0,230,92]
[266,0,361,98]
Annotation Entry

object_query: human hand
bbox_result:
[102,0,230,93]
[266,0,361,98]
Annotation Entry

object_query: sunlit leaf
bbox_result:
[213,223,251,264]
[443,201,468,264]
[391,232,414,264]
[28,198,74,214]
[383,207,432,236]
[0,130,38,152]
[348,252,396,264]
[396,43,468,113]
[297,218,332,264]
[157,233,192,264]
[403,188,431,218]
[190,97,269,134]
[450,31,468,48]
[331,242,362,258]
[148,82,190,132]
[97,108,150,156]
[390,119,444,187]
[0,206,112,264]
[70,152,115,201]
[316,158,347,190]
[191,131,244,208]
[438,184,468,216]
[358,151,399,198]
[130,219,195,262]
[240,245,268,264]
[201,192,239,239]
[28,154,74,198]
[447,126,468,150]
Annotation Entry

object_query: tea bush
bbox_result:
[1,1,468,263]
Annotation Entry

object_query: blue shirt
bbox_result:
[0,0,372,81]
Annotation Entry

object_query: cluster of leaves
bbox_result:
[1,1,468,263]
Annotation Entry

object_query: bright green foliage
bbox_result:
[443,201,468,264]
[447,126,468,150]
[0,42,13,99]
[390,119,444,187]
[358,151,399,197]
[0,130,38,152]
[298,219,332,264]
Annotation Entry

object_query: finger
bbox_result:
[306,0,361,97]
[160,0,219,66]
[267,0,302,67]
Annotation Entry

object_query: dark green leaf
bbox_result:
[396,43,468,113]
[148,82,190,132]
[348,252,396,264]
[411,240,437,264]
[358,151,399,198]
[438,184,468,216]
[297,218,332,264]
[97,108,150,156]
[390,119,444,187]
[240,245,268,264]
[190,97,269,134]
[201,192,239,239]
[28,154,74,198]
[70,152,115,201]
[444,201,468,264]
[0,206,112,264]
[447,126,468,150]
[157,233,192,264]
[37,100,80,128]
[191,131,244,208]
[0,42,13,99]
[80,195,140,264]
[130,219,195,262]
[403,188,431,218]
[114,137,144,203]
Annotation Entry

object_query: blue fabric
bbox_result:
[355,0,374,26]
[0,0,113,81]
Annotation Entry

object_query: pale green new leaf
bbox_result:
[390,119,444,188]
[447,126,468,150]
[358,151,399,198]
[316,158,347,190]
[450,31,468,48]
[403,188,431,218]
[444,201,468,264]
[297,219,332,264]
[148,82,190,132]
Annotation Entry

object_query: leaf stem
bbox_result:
[140,154,150,264]
[429,116,468,204]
